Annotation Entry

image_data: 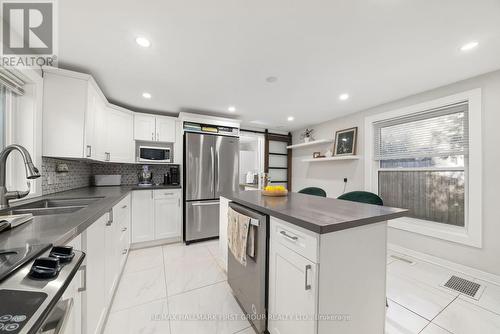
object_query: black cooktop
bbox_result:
[0,244,52,283]
[0,289,47,333]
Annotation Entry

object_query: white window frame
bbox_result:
[4,69,43,199]
[364,89,482,248]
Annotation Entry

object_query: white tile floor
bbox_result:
[104,242,500,334]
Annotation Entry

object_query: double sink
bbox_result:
[1,197,104,216]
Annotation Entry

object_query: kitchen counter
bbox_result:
[223,190,407,234]
[0,185,180,250]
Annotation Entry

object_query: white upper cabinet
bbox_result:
[134,114,176,143]
[43,69,135,162]
[156,116,176,142]
[134,114,156,141]
[89,91,108,161]
[43,71,89,159]
[106,106,134,163]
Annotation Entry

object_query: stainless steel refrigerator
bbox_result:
[184,132,239,244]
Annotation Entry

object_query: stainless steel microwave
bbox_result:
[137,144,172,163]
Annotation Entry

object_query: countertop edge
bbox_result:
[223,193,408,234]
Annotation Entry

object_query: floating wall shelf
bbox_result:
[301,155,361,162]
[286,139,334,149]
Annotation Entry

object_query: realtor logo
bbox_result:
[1,0,57,67]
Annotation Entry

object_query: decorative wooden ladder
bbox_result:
[264,130,293,190]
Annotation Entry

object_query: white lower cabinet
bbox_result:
[83,213,107,334]
[154,190,181,239]
[131,190,155,243]
[82,195,131,334]
[268,238,318,334]
[268,217,388,334]
[131,189,182,244]
[62,235,83,334]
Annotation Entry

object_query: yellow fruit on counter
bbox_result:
[264,185,287,192]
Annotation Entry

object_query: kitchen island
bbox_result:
[220,190,407,334]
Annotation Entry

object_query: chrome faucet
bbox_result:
[0,144,41,209]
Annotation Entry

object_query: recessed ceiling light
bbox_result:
[136,36,151,48]
[460,41,478,52]
[142,92,152,99]
[339,93,350,101]
[287,116,295,122]
[228,106,236,112]
[266,76,278,83]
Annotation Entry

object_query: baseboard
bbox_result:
[388,243,500,286]
[130,236,182,250]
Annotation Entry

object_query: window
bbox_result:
[0,85,6,149]
[375,103,468,227]
[0,68,43,198]
[364,89,482,247]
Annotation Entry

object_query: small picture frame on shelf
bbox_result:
[334,127,358,156]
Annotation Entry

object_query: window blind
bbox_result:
[0,68,25,95]
[374,102,469,160]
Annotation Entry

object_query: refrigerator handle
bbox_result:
[211,144,216,196]
[214,143,219,196]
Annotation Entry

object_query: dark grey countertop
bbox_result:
[0,185,181,250]
[223,190,407,234]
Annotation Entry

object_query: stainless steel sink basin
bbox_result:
[3,206,86,216]
[14,197,103,209]
[0,197,104,217]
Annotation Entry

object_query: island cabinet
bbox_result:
[268,216,388,334]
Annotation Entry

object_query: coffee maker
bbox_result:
[164,165,180,186]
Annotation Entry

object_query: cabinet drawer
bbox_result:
[154,189,180,200]
[270,217,319,263]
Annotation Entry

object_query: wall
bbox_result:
[91,163,172,185]
[42,157,92,195]
[292,69,500,276]
[41,157,175,194]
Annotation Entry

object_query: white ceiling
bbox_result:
[58,0,500,130]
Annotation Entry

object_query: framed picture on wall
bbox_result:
[334,127,358,156]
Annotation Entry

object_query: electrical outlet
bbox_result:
[343,178,348,183]
[47,173,56,185]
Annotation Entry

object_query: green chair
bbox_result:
[337,191,383,206]
[298,187,327,197]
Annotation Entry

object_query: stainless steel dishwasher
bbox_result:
[227,202,268,334]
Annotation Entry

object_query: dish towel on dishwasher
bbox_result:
[227,207,251,266]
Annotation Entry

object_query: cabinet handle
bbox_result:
[178,198,180,207]
[121,227,127,232]
[152,132,155,140]
[106,210,113,226]
[305,264,312,291]
[78,265,87,292]
[164,192,174,196]
[157,132,159,141]
[86,145,92,158]
[121,205,128,209]
[122,249,128,255]
[280,230,298,241]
